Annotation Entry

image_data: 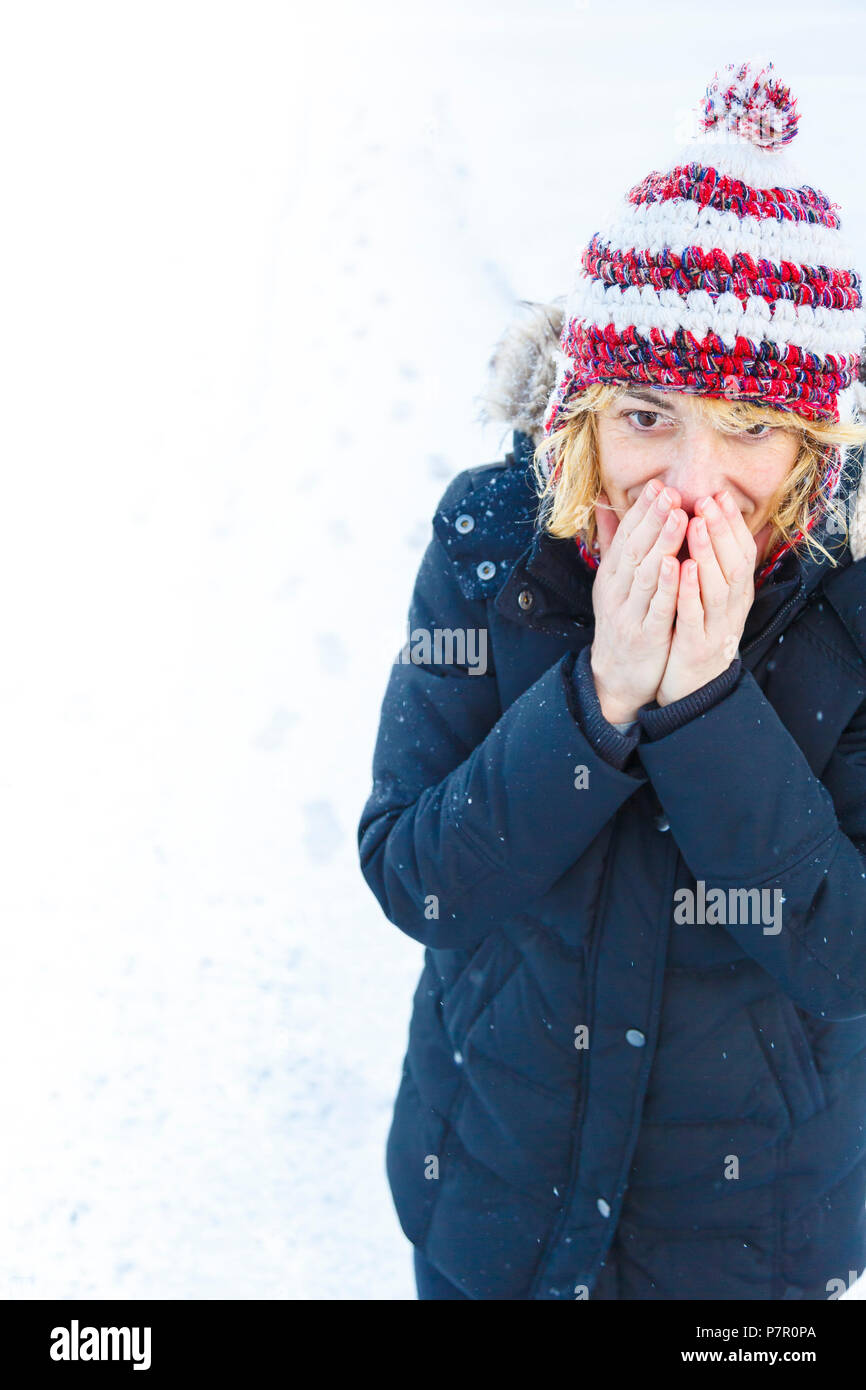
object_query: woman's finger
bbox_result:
[688,514,728,616]
[642,553,680,636]
[715,490,759,570]
[604,478,666,573]
[695,493,753,589]
[676,558,705,635]
[594,492,619,562]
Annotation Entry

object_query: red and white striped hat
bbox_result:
[544,59,866,433]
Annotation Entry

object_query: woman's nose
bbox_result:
[658,435,723,516]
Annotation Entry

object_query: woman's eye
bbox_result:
[742,423,773,439]
[626,410,663,429]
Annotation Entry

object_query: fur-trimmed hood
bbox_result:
[476,299,866,563]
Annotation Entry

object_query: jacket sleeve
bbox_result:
[569,643,641,770]
[637,665,866,1020]
[357,469,647,950]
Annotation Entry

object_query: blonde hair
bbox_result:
[532,385,866,568]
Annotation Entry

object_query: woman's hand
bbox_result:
[590,479,689,724]
[655,490,756,708]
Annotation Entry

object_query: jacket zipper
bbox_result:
[738,580,807,660]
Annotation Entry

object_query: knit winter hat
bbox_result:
[544,59,866,435]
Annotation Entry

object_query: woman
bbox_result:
[358,59,866,1300]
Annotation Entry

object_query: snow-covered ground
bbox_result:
[1,0,865,1299]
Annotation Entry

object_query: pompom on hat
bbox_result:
[544,59,866,435]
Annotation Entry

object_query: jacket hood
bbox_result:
[476,299,866,563]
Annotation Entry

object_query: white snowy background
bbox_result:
[1,0,865,1300]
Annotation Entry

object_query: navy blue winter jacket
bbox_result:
[358,428,866,1300]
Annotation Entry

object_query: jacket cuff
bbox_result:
[638,658,742,740]
[569,644,641,772]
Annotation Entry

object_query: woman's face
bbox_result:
[595,388,802,565]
